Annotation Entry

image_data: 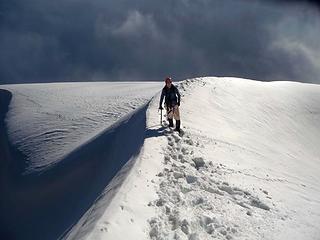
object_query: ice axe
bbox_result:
[160,108,163,125]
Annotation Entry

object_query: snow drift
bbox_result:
[0,82,161,173]
[0,82,161,239]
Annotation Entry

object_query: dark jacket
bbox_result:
[159,84,181,108]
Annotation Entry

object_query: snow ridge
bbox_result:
[1,82,161,173]
[95,77,320,240]
[1,78,320,240]
[146,79,280,240]
[0,94,151,240]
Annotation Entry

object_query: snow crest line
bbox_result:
[0,92,150,240]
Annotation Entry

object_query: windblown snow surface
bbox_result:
[0,82,162,239]
[1,78,320,240]
[1,82,162,173]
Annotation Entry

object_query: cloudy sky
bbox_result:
[0,0,320,84]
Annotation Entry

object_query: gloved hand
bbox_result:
[159,106,163,110]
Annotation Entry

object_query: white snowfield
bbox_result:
[1,77,320,240]
[81,77,320,240]
[1,82,162,173]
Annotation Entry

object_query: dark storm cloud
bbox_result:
[276,0,320,7]
[0,0,320,84]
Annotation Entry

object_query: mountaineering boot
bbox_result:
[175,120,181,132]
[168,118,174,128]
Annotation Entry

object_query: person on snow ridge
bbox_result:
[159,77,181,132]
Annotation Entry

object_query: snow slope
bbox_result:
[1,82,162,173]
[1,78,320,240]
[84,77,320,240]
[0,82,162,239]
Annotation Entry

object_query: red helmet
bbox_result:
[165,77,172,84]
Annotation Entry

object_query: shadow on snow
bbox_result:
[0,89,149,240]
